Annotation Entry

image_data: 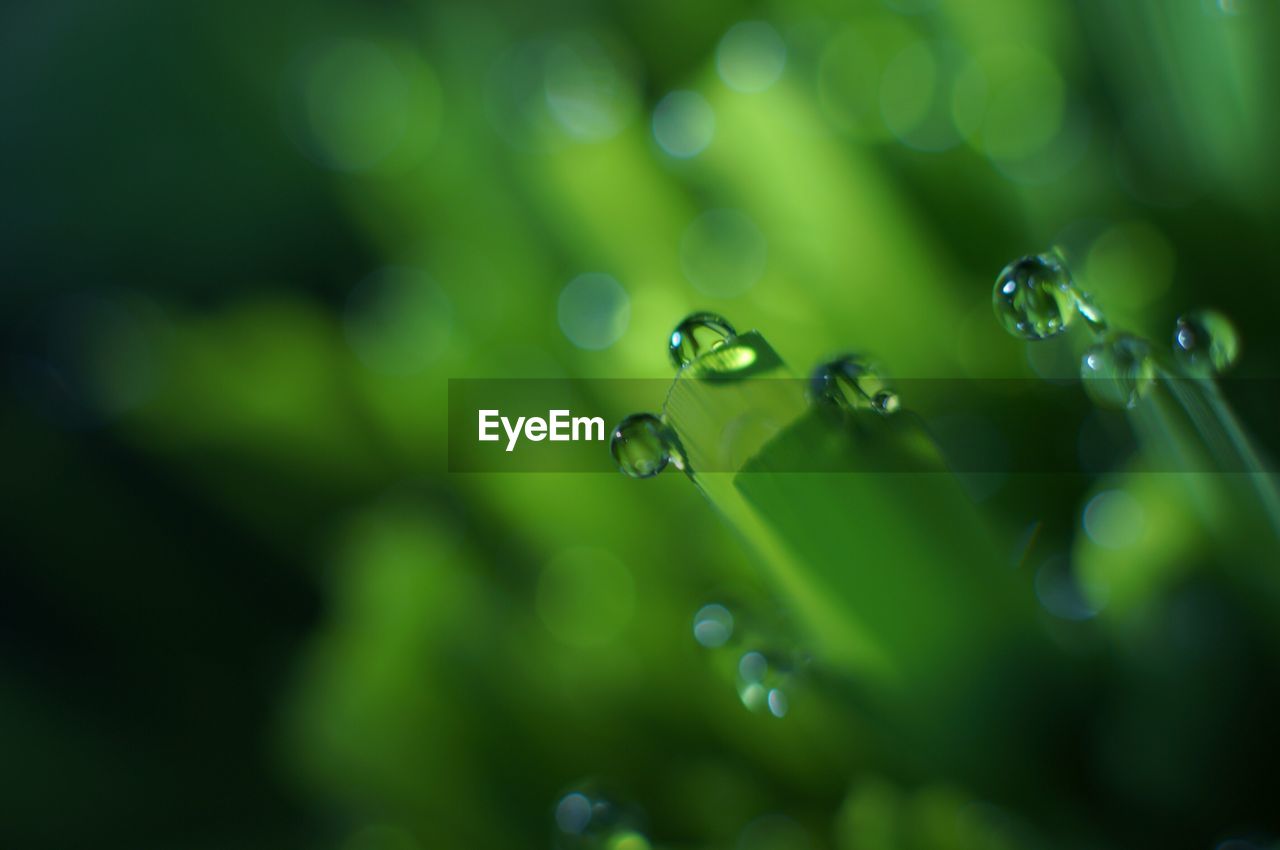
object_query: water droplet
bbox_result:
[692,603,734,648]
[1173,309,1239,375]
[809,355,896,414]
[872,390,900,414]
[668,312,737,368]
[553,785,648,850]
[653,90,715,158]
[1080,334,1156,410]
[992,254,1077,340]
[735,649,793,718]
[556,793,594,835]
[558,273,630,350]
[610,413,670,478]
[739,650,768,682]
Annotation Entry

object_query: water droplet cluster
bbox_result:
[691,601,799,720]
[991,250,1242,410]
[612,311,910,477]
[554,785,650,850]
[612,312,740,478]
[736,649,791,718]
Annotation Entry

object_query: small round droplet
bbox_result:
[610,413,670,478]
[556,793,594,835]
[735,650,792,719]
[553,785,647,850]
[1173,309,1239,375]
[871,390,900,414]
[1080,334,1156,409]
[668,312,736,369]
[992,254,1078,341]
[692,603,734,648]
[809,354,896,414]
[766,688,789,718]
[738,650,768,683]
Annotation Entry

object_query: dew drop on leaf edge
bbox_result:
[669,312,737,369]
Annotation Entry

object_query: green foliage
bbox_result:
[4,0,1280,848]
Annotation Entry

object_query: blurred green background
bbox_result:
[4,0,1280,847]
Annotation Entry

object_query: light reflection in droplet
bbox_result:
[652,90,715,158]
[766,688,789,718]
[716,21,787,93]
